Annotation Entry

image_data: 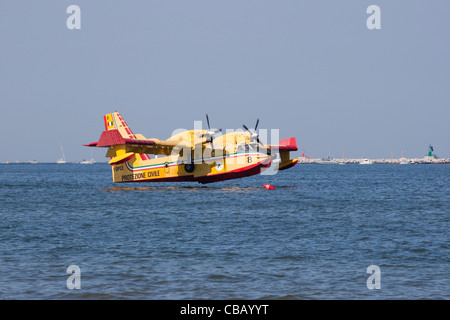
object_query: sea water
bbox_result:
[0,163,448,299]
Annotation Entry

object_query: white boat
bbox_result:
[57,144,66,164]
[315,157,339,164]
[359,158,373,165]
[399,158,410,165]
[80,158,95,164]
[28,160,38,164]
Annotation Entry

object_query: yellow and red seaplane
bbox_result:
[84,112,298,184]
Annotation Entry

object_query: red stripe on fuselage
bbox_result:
[197,158,270,184]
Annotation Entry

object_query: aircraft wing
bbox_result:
[270,137,298,151]
[84,128,200,158]
[84,113,216,166]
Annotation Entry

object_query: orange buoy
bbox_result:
[263,184,275,190]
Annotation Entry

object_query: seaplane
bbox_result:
[84,112,298,184]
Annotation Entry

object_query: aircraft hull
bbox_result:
[112,152,271,184]
[85,111,298,184]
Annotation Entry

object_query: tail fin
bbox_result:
[103,112,150,161]
[104,112,135,138]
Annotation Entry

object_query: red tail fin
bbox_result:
[103,112,150,160]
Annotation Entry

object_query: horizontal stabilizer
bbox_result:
[84,129,156,148]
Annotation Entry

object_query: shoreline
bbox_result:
[299,157,450,164]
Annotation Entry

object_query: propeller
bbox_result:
[202,114,222,149]
[243,118,260,143]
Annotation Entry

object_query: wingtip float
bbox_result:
[85,111,298,184]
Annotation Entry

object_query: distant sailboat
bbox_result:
[56,145,66,164]
[315,149,338,164]
[398,151,410,164]
[315,156,339,164]
[80,158,95,164]
[399,158,410,165]
[359,158,373,165]
[80,151,95,164]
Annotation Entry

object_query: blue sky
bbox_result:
[1,1,449,162]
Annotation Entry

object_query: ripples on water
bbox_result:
[0,163,448,299]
